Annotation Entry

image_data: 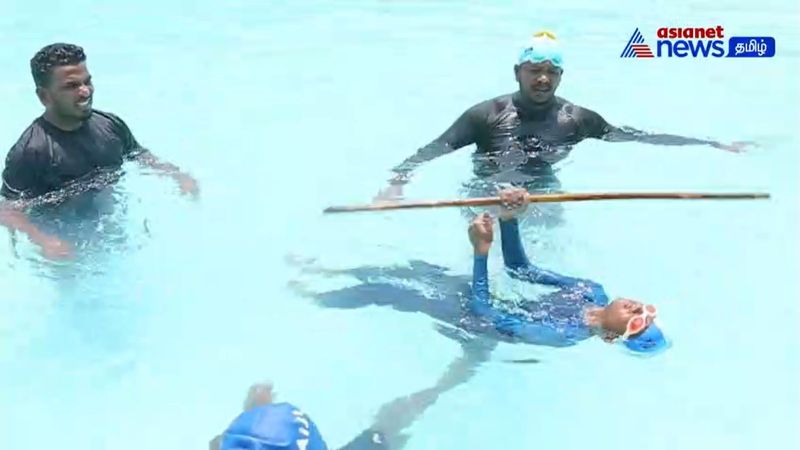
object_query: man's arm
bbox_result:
[390,107,480,180]
[109,113,200,197]
[131,150,185,173]
[133,150,199,197]
[0,202,70,259]
[1,150,71,259]
[378,104,484,197]
[579,108,749,152]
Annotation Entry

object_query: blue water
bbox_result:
[2,1,799,449]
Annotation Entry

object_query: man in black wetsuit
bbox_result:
[0,43,199,259]
[376,31,750,202]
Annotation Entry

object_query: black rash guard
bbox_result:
[1,110,144,201]
[390,91,720,188]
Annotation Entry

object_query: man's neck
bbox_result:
[513,91,557,118]
[42,111,84,131]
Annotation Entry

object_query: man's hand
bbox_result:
[374,184,404,202]
[498,187,529,220]
[714,141,756,153]
[134,151,200,198]
[374,173,410,202]
[469,213,494,255]
[38,234,73,260]
[1,206,73,260]
[175,173,200,198]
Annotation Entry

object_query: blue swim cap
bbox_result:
[623,323,669,355]
[518,31,564,69]
[221,403,329,450]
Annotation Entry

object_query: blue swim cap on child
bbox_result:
[518,31,564,68]
[221,403,329,450]
[623,323,669,354]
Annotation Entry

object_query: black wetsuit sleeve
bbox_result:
[1,145,51,201]
[578,107,722,148]
[389,104,485,183]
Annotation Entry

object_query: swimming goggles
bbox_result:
[620,304,657,340]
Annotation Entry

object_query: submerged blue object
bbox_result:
[518,31,564,68]
[221,402,329,450]
[623,323,669,354]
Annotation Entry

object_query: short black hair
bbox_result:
[30,43,86,87]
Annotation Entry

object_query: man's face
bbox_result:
[515,61,562,104]
[38,62,94,121]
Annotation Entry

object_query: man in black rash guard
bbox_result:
[375,31,751,214]
[0,43,199,259]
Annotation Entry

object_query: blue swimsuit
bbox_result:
[468,219,610,347]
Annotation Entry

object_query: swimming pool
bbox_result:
[2,0,798,448]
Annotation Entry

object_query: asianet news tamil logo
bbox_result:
[621,27,776,58]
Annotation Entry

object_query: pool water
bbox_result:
[2,1,798,449]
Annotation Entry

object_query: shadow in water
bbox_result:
[286,256,541,365]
